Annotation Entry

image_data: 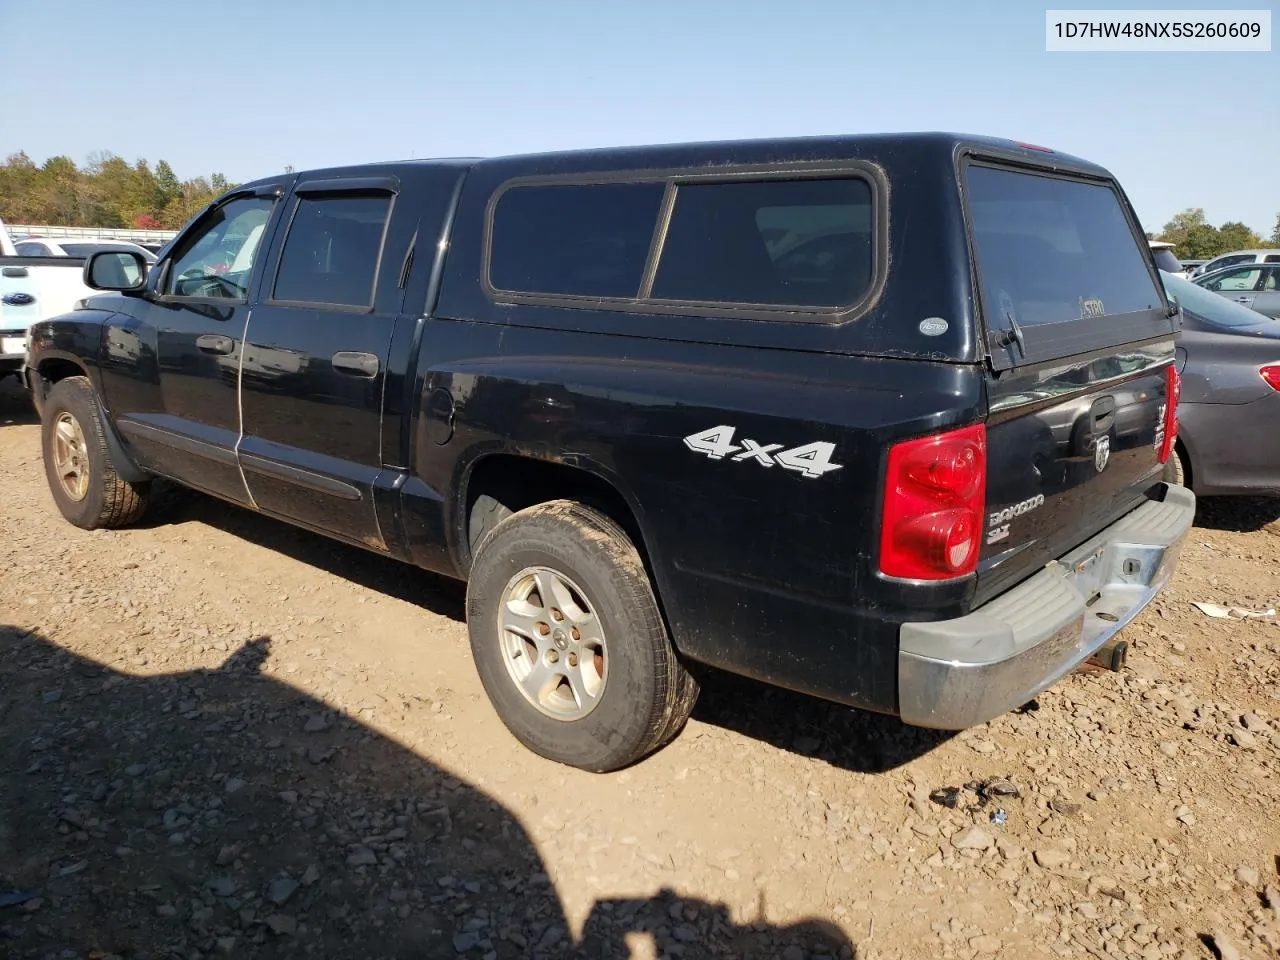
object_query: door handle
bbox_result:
[331,351,379,377]
[1234,296,1255,304]
[196,334,235,355]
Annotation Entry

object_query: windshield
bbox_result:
[1161,269,1273,329]
[1149,247,1182,273]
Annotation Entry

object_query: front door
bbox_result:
[237,176,409,548]
[101,189,283,504]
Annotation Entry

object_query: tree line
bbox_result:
[3,151,1278,258]
[1154,208,1280,259]
[0,151,242,231]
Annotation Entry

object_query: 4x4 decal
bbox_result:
[683,426,843,480]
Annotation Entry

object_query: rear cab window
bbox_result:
[963,162,1171,366]
[486,173,877,315]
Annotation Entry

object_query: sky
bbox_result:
[2,0,1277,237]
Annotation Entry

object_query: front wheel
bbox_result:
[40,376,150,529]
[465,499,698,772]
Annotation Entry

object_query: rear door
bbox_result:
[1247,265,1280,319]
[962,161,1179,601]
[1199,265,1266,310]
[237,174,410,549]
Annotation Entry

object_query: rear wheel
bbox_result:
[40,376,150,529]
[465,499,698,771]
[1162,443,1188,489]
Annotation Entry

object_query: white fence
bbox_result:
[3,224,179,244]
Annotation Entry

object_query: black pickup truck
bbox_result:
[24,132,1195,772]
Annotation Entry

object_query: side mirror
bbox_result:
[84,250,149,293]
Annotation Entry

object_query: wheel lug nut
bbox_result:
[547,650,559,664]
[571,627,580,642]
[537,623,550,636]
[551,609,564,622]
[568,653,578,668]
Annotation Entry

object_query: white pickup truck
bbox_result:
[0,217,146,382]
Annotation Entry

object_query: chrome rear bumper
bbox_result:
[898,483,1195,729]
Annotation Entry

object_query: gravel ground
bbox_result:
[2,379,1279,960]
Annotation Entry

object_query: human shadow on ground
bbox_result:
[0,626,855,959]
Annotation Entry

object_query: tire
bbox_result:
[465,499,698,771]
[1162,444,1188,488]
[40,376,150,529]
[468,493,513,556]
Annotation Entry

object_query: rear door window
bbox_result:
[965,164,1167,364]
[272,195,392,308]
[1201,267,1263,291]
[650,178,874,308]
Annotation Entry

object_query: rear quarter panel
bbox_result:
[411,318,986,713]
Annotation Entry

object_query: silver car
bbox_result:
[1193,262,1280,320]
[1161,270,1280,495]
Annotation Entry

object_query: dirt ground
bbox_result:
[2,378,1279,960]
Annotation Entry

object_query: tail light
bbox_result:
[1260,364,1280,391]
[1158,364,1181,464]
[879,424,987,580]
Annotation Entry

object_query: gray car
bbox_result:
[1161,270,1280,495]
[1192,262,1280,320]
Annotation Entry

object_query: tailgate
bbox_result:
[963,161,1178,603]
[0,263,42,355]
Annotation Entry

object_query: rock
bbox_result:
[971,739,998,754]
[782,947,805,960]
[125,763,146,777]
[304,713,330,733]
[1229,729,1257,750]
[207,876,238,897]
[278,791,298,805]
[265,914,297,936]
[215,844,238,866]
[301,864,320,887]
[215,937,238,955]
[1241,713,1266,732]
[1158,741,1178,758]
[41,689,62,703]
[953,827,995,851]
[673,923,699,943]
[1208,931,1242,960]
[1034,848,1070,870]
[347,846,378,866]
[268,878,299,906]
[155,904,177,918]
[19,897,43,913]
[1176,807,1196,826]
[453,931,480,952]
[1236,865,1260,886]
[224,777,247,794]
[970,935,1002,953]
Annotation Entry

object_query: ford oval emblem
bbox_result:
[1,292,36,306]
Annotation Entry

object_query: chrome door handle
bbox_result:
[196,334,235,355]
[331,351,379,377]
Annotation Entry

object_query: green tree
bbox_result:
[154,160,180,209]
[1157,209,1223,260]
[1271,212,1280,245]
[1217,221,1264,253]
